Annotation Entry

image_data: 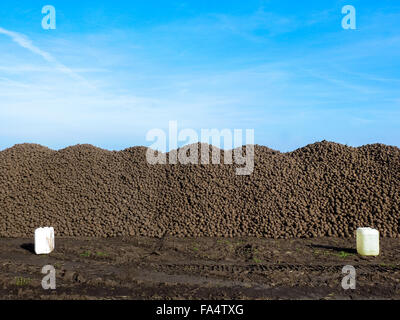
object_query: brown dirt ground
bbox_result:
[1,237,399,300]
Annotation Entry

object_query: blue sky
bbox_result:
[0,0,399,151]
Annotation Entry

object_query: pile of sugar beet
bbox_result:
[0,141,399,238]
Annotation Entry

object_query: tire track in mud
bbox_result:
[126,262,400,300]
[143,263,400,275]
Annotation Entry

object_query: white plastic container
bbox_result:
[34,227,55,255]
[356,227,379,256]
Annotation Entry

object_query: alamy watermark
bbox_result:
[145,121,254,175]
[42,5,56,30]
[41,264,56,290]
[341,265,356,290]
[342,5,356,30]
[40,5,356,31]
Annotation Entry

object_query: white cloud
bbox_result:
[0,27,95,88]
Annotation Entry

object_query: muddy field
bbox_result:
[1,236,400,300]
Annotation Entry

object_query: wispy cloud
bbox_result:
[0,27,95,88]
[0,65,108,74]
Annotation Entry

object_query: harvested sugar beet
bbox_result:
[0,141,399,238]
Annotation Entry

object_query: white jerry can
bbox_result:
[356,227,379,256]
[34,227,55,254]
